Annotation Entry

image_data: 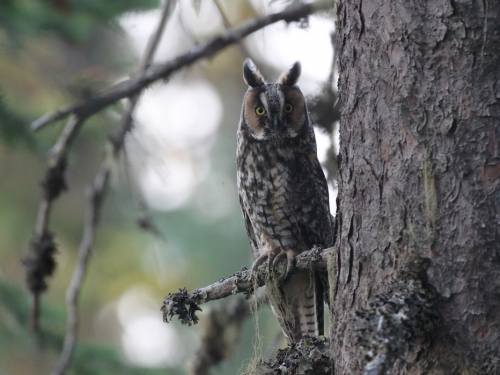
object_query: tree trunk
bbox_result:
[333,0,500,374]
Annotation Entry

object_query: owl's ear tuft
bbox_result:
[279,61,301,86]
[243,58,265,88]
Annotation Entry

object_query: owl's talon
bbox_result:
[272,251,287,268]
[252,248,298,279]
[284,250,297,280]
[253,248,287,275]
[251,254,268,274]
[267,250,281,271]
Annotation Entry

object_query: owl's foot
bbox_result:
[250,252,269,273]
[251,248,297,280]
[251,250,276,275]
[267,249,284,270]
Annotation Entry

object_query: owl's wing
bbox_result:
[239,194,260,260]
[292,150,334,249]
[311,152,334,247]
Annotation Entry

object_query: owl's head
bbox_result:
[241,58,308,141]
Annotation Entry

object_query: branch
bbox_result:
[51,2,174,374]
[32,0,333,131]
[212,0,252,58]
[23,115,85,331]
[190,297,251,375]
[161,247,335,325]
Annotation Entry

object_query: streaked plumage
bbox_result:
[236,58,333,342]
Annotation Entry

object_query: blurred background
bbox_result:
[0,1,338,374]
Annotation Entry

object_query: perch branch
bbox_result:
[51,2,174,374]
[32,0,333,131]
[161,247,335,325]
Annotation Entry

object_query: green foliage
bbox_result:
[0,280,181,374]
[0,0,160,42]
[0,0,161,149]
[0,89,36,148]
[0,279,31,327]
[71,344,181,375]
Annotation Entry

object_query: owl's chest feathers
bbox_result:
[238,140,302,203]
[237,138,318,250]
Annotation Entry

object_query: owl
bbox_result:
[237,58,334,342]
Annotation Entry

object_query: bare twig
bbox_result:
[24,115,85,331]
[52,158,111,375]
[121,0,171,242]
[48,115,88,159]
[51,2,174,374]
[32,0,332,131]
[212,0,252,58]
[162,247,335,325]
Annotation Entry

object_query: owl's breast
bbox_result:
[237,139,320,254]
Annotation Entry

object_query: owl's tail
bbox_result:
[270,271,324,342]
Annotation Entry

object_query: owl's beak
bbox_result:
[271,115,280,131]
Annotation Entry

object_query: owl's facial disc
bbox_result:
[244,86,306,141]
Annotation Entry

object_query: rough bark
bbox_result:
[333,0,500,374]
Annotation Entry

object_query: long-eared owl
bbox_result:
[236,58,333,342]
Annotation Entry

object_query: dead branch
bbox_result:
[212,0,252,58]
[190,297,250,375]
[24,115,85,331]
[32,0,333,131]
[51,2,174,374]
[161,247,335,325]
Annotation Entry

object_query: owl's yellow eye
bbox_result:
[284,103,294,113]
[255,106,266,116]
